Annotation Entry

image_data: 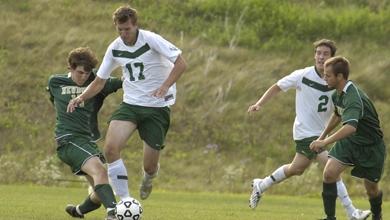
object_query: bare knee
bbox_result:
[103,143,121,162]
[323,169,337,183]
[365,186,380,198]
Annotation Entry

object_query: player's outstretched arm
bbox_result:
[67,76,107,113]
[310,124,355,153]
[310,114,357,152]
[248,83,282,118]
[151,55,187,99]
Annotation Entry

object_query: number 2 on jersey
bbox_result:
[126,62,145,81]
[318,95,328,112]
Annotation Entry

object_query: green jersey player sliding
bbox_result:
[46,47,123,220]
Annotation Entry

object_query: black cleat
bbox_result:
[66,205,84,218]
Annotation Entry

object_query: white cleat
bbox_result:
[139,180,153,200]
[249,178,265,210]
[350,209,371,220]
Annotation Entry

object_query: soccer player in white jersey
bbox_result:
[67,6,187,201]
[247,39,370,220]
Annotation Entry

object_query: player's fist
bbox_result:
[247,105,261,118]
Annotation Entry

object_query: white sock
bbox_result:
[260,165,287,191]
[76,205,83,215]
[107,159,130,200]
[143,163,160,185]
[337,180,355,218]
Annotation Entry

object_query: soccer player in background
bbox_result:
[67,6,187,201]
[310,56,386,220]
[247,39,370,220]
[47,47,123,220]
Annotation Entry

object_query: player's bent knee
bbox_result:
[104,145,121,159]
[323,169,337,183]
[365,187,380,198]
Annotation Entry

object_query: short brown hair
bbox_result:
[67,47,98,72]
[313,39,337,57]
[324,56,350,80]
[113,6,138,25]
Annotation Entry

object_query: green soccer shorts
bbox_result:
[56,135,106,176]
[329,138,386,183]
[295,136,326,160]
[109,102,171,151]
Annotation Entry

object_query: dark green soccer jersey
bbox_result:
[332,81,383,145]
[46,71,122,141]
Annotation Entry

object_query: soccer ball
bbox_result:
[115,197,143,220]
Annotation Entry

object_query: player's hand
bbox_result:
[67,97,83,113]
[151,85,169,99]
[309,140,326,153]
[247,105,261,118]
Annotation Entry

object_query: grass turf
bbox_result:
[0,185,387,219]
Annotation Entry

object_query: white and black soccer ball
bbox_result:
[115,197,143,220]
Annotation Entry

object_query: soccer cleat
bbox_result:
[350,209,371,220]
[139,180,153,200]
[249,178,265,210]
[140,169,153,200]
[318,218,336,220]
[105,214,116,220]
[65,205,84,218]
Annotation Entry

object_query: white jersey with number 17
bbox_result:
[277,66,334,140]
[97,29,182,107]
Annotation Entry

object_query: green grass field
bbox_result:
[0,185,388,220]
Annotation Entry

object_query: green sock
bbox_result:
[322,182,337,220]
[78,194,101,214]
[369,190,383,220]
[95,184,117,215]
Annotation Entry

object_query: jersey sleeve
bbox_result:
[332,92,339,116]
[145,31,182,64]
[100,77,123,96]
[97,44,121,79]
[277,69,302,92]
[46,76,55,103]
[341,94,362,128]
